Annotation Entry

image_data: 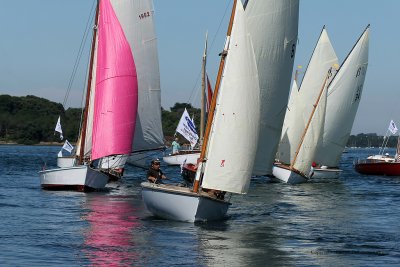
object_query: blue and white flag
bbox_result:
[389,120,398,135]
[176,108,199,148]
[62,140,74,153]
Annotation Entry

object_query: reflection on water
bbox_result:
[82,194,142,266]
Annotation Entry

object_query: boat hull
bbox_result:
[39,166,109,192]
[355,161,400,176]
[272,164,308,184]
[162,151,200,166]
[57,156,76,168]
[311,168,342,179]
[141,182,230,222]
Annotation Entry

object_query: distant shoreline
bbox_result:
[0,141,63,146]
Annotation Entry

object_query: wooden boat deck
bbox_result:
[141,182,230,204]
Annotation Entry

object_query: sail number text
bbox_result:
[356,66,367,77]
[139,11,151,20]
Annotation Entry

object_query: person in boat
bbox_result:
[309,161,317,178]
[202,188,226,200]
[171,137,181,155]
[147,159,167,184]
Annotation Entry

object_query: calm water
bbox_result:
[1,145,400,266]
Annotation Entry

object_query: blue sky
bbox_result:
[0,0,398,135]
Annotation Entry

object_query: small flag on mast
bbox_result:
[62,140,74,153]
[54,116,63,140]
[388,120,398,135]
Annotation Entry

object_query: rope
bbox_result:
[186,0,232,107]
[62,0,97,109]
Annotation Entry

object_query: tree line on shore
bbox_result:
[0,95,200,145]
[0,94,397,147]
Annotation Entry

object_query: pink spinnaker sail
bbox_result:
[92,0,138,160]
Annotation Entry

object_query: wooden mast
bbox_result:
[200,32,208,146]
[290,68,331,169]
[79,2,99,165]
[193,0,237,193]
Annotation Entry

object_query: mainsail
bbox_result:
[111,0,164,152]
[315,26,370,167]
[277,27,338,164]
[201,2,260,194]
[245,0,300,176]
[293,80,327,174]
[91,0,138,160]
[277,80,303,164]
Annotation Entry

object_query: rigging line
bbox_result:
[186,0,232,107]
[62,0,97,109]
[76,44,93,140]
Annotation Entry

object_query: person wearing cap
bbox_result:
[171,137,181,155]
[147,159,167,184]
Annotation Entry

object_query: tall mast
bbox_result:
[79,2,99,165]
[200,32,208,146]
[193,0,237,193]
[290,68,331,168]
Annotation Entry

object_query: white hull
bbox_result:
[311,168,342,179]
[162,152,200,166]
[39,166,109,191]
[141,182,230,222]
[272,164,308,184]
[57,156,76,168]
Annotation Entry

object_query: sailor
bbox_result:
[171,137,181,155]
[147,159,167,184]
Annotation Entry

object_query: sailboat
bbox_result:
[313,25,370,177]
[273,67,330,184]
[141,0,299,222]
[39,0,138,191]
[163,33,211,166]
[56,0,164,174]
[274,27,338,183]
[355,120,400,175]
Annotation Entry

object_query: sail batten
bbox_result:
[91,0,138,160]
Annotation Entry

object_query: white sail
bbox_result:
[293,81,327,175]
[245,0,300,176]
[315,26,370,167]
[201,2,260,194]
[277,27,338,164]
[111,0,164,151]
[84,45,98,158]
[276,80,303,164]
